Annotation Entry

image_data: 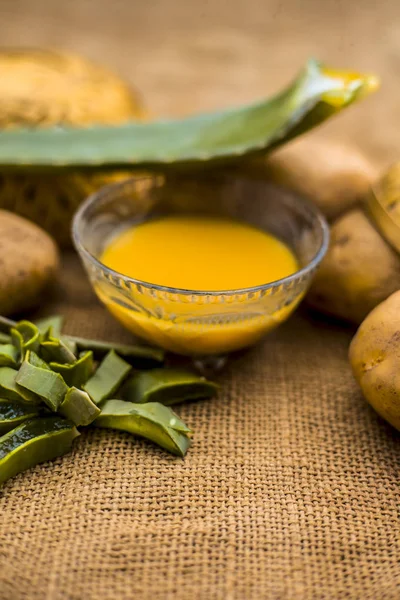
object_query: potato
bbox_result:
[0,210,59,316]
[349,290,400,430]
[374,163,400,218]
[0,49,145,246]
[307,208,400,323]
[242,138,378,220]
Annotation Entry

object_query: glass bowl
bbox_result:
[72,173,329,357]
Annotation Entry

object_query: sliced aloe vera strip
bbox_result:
[0,344,19,368]
[0,367,40,404]
[120,368,219,405]
[0,416,79,485]
[59,387,100,426]
[0,316,163,368]
[11,321,40,357]
[10,329,24,357]
[94,400,191,457]
[40,336,76,364]
[0,316,16,334]
[35,315,65,337]
[16,352,69,411]
[62,337,78,356]
[28,351,50,370]
[50,351,94,388]
[84,350,131,405]
[68,336,164,368]
[0,399,41,435]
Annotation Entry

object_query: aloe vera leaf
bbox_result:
[10,329,24,356]
[16,352,69,411]
[67,336,164,368]
[94,400,191,457]
[62,337,78,356]
[0,416,79,485]
[84,350,131,405]
[28,351,51,370]
[0,367,40,404]
[120,368,219,406]
[35,315,65,337]
[0,316,15,333]
[36,317,77,355]
[0,60,378,171]
[0,399,42,435]
[0,317,163,368]
[59,387,100,427]
[50,351,94,388]
[40,337,76,364]
[0,344,19,368]
[11,321,40,357]
[0,333,11,343]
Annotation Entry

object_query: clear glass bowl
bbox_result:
[72,173,329,357]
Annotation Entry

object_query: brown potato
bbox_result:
[0,49,145,246]
[242,138,378,220]
[307,208,400,323]
[349,290,400,430]
[0,210,59,316]
[376,163,400,220]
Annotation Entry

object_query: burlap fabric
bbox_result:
[0,253,399,600]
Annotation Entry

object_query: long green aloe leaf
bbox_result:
[0,59,378,171]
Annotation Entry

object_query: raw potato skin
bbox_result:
[349,290,400,430]
[243,138,378,221]
[0,49,145,246]
[0,210,59,316]
[372,162,400,223]
[307,208,400,323]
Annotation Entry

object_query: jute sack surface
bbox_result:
[0,254,399,600]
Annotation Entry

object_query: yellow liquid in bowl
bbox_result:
[99,215,300,355]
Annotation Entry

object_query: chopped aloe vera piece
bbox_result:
[84,350,131,405]
[0,344,19,368]
[59,387,100,426]
[166,415,192,435]
[67,336,164,368]
[0,399,41,434]
[0,367,40,404]
[0,416,79,485]
[121,368,219,406]
[28,351,50,370]
[40,336,76,364]
[50,351,94,388]
[10,329,24,355]
[0,316,15,333]
[16,352,69,411]
[11,321,40,357]
[0,317,162,366]
[94,400,192,457]
[61,337,78,356]
[34,315,65,337]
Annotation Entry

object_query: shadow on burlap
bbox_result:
[0,254,399,600]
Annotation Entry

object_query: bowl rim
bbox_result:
[72,175,330,297]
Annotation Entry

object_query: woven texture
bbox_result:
[0,253,399,600]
